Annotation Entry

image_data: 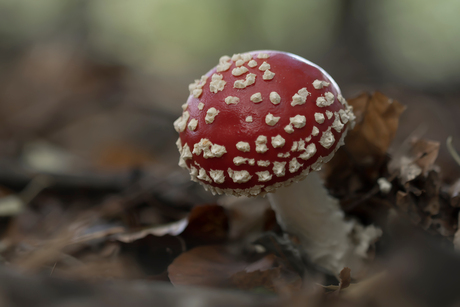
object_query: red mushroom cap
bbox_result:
[174,51,355,197]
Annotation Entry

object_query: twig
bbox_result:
[447,136,460,167]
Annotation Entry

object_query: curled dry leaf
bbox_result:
[168,245,301,293]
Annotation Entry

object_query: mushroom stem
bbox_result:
[267,171,381,276]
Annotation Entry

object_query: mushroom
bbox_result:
[174,51,381,275]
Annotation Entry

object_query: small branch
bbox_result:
[447,136,460,167]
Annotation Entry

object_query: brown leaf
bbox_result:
[168,245,246,288]
[346,92,406,161]
[338,267,352,290]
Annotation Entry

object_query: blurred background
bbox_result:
[0,0,459,182]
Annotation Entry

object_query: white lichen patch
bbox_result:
[326,110,333,119]
[228,168,252,183]
[271,135,285,148]
[256,171,272,182]
[255,135,268,153]
[320,128,335,149]
[251,92,263,103]
[188,119,198,131]
[332,113,344,132]
[257,160,270,167]
[290,115,307,129]
[265,113,280,126]
[236,141,250,152]
[314,113,325,124]
[299,143,317,160]
[225,96,240,105]
[272,161,286,177]
[312,79,330,89]
[209,169,225,184]
[258,62,270,71]
[289,158,303,173]
[198,102,204,110]
[263,70,275,80]
[269,92,281,105]
[216,55,231,72]
[197,168,212,183]
[205,107,219,124]
[209,74,226,93]
[232,66,248,76]
[291,88,310,106]
[173,111,190,133]
[284,124,294,134]
[245,116,253,123]
[248,60,257,68]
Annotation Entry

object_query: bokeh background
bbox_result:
[0,0,459,182]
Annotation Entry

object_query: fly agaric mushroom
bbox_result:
[174,51,381,275]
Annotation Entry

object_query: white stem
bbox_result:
[268,172,381,276]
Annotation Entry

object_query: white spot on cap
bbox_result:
[312,126,319,136]
[289,158,303,173]
[271,135,285,148]
[290,115,306,129]
[291,141,298,152]
[181,143,192,160]
[228,168,252,183]
[269,92,281,105]
[197,168,212,183]
[251,92,263,103]
[235,60,244,66]
[263,70,275,80]
[305,136,311,142]
[234,73,256,89]
[284,124,294,134]
[248,159,255,166]
[176,138,182,152]
[188,119,198,131]
[236,141,250,152]
[312,79,330,89]
[193,139,227,158]
[338,109,349,124]
[232,66,248,76]
[265,113,280,126]
[258,62,270,71]
[197,102,204,110]
[277,152,290,158]
[272,161,286,177]
[205,107,219,124]
[225,96,240,105]
[332,112,344,132]
[209,169,225,184]
[173,111,190,133]
[189,166,198,182]
[314,113,325,124]
[245,116,253,123]
[320,128,335,149]
[181,103,188,111]
[257,53,270,59]
[291,88,310,106]
[216,56,231,72]
[316,92,335,107]
[189,75,208,98]
[248,60,257,68]
[299,143,316,160]
[325,92,335,104]
[257,160,270,167]
[209,74,226,93]
[337,94,347,105]
[255,135,268,153]
[234,156,249,166]
[297,140,305,151]
[326,110,333,119]
[256,171,272,182]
